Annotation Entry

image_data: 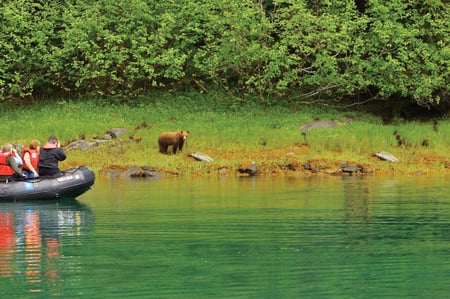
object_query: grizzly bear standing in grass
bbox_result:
[158,131,190,154]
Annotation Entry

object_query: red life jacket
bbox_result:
[0,152,14,176]
[22,148,40,171]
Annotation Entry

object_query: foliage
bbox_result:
[0,0,449,107]
[268,0,369,100]
[356,0,450,104]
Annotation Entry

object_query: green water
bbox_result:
[0,176,449,298]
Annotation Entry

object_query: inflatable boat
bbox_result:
[0,166,95,201]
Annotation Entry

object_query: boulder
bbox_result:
[102,166,165,179]
[65,140,98,151]
[189,152,214,162]
[375,151,399,162]
[107,128,128,139]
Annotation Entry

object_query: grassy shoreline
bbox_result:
[2,91,449,177]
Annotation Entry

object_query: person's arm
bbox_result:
[56,148,67,162]
[23,152,38,176]
[7,156,24,176]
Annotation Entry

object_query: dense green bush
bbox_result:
[0,0,449,107]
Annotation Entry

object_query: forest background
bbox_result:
[1,0,450,114]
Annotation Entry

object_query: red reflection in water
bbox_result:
[0,212,16,276]
[24,211,43,291]
[0,209,61,293]
[45,237,60,289]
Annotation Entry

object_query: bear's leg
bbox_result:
[159,145,168,154]
[172,144,177,154]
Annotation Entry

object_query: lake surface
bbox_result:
[0,175,449,298]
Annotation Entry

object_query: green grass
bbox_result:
[2,90,449,176]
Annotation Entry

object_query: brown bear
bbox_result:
[158,131,190,154]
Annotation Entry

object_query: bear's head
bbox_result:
[180,131,190,140]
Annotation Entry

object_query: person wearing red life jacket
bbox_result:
[0,143,25,181]
[38,136,66,177]
[22,140,41,179]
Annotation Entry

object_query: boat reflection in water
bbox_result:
[0,199,93,293]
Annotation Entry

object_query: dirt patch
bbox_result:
[95,145,450,178]
[201,147,449,177]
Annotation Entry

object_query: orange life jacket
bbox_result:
[0,152,14,176]
[22,148,40,171]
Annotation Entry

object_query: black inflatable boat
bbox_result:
[0,166,95,201]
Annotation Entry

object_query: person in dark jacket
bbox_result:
[38,136,66,177]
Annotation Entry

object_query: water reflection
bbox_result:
[342,176,371,222]
[0,200,93,294]
[0,212,15,277]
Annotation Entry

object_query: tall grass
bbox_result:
[1,90,448,175]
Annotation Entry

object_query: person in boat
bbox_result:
[0,143,26,181]
[22,139,41,179]
[12,144,23,168]
[38,136,66,177]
